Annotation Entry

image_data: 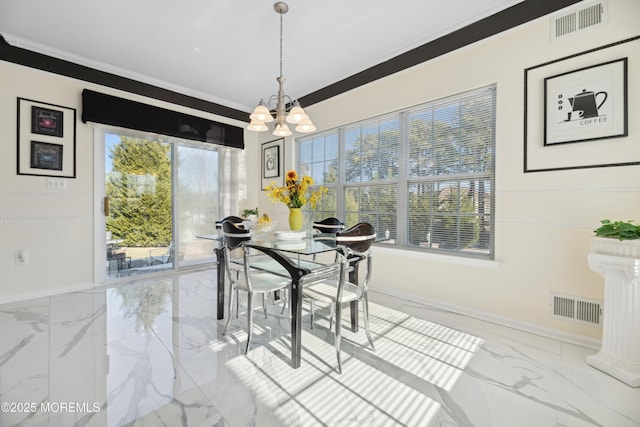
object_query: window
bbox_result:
[297,85,496,259]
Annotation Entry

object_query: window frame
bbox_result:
[297,85,496,260]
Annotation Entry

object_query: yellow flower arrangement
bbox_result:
[265,170,327,209]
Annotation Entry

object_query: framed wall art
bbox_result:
[17,98,76,178]
[524,35,639,173]
[30,141,63,171]
[544,58,627,146]
[261,138,284,190]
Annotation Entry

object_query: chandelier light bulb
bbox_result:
[247,120,268,132]
[295,119,316,133]
[250,104,274,123]
[286,103,308,124]
[273,123,292,137]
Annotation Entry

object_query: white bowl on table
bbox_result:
[275,240,306,250]
[274,230,306,241]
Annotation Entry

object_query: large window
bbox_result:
[297,85,495,259]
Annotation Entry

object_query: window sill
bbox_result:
[372,245,501,270]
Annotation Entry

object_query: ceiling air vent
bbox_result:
[550,0,607,41]
[549,293,603,327]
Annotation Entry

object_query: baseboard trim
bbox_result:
[369,284,601,350]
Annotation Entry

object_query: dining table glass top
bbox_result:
[196,231,343,256]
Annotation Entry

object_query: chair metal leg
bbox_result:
[329,303,335,330]
[235,289,240,318]
[335,301,342,374]
[233,271,240,318]
[362,294,375,350]
[280,289,288,314]
[223,284,235,335]
[245,292,254,354]
[309,299,315,329]
[263,293,268,319]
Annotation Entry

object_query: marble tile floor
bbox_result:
[1,269,638,427]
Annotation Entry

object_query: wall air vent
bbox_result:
[549,293,602,327]
[550,0,607,41]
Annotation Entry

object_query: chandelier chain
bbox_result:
[279,10,284,79]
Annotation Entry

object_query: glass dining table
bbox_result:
[197,231,366,369]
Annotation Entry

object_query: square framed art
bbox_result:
[544,58,627,146]
[17,98,76,178]
[524,36,638,172]
[261,138,284,190]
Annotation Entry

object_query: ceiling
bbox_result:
[0,0,530,116]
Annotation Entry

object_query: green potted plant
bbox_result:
[592,219,640,257]
[241,207,259,221]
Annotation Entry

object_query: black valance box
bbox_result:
[81,89,244,149]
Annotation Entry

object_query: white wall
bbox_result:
[259,0,640,344]
[0,62,248,302]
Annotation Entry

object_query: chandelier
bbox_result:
[247,2,316,137]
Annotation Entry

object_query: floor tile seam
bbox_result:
[137,308,228,424]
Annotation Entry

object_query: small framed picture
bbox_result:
[264,145,279,178]
[31,105,64,137]
[17,98,76,178]
[30,141,63,170]
[261,138,284,190]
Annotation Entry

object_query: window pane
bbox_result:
[299,139,312,164]
[344,118,400,183]
[309,186,337,223]
[460,93,496,174]
[433,103,461,175]
[299,132,341,185]
[344,184,397,240]
[408,110,434,178]
[345,128,361,183]
[408,178,492,255]
[378,118,400,180]
[326,134,339,160]
[407,182,436,247]
[105,136,173,278]
[311,162,324,183]
[176,145,218,268]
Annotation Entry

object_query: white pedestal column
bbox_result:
[587,253,640,387]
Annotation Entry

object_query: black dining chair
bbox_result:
[221,221,291,354]
[311,217,345,263]
[215,216,247,305]
[215,215,244,230]
[312,217,345,234]
[302,222,377,373]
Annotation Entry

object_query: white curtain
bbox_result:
[218,146,245,218]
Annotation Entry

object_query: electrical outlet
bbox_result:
[15,249,28,265]
[46,177,67,190]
